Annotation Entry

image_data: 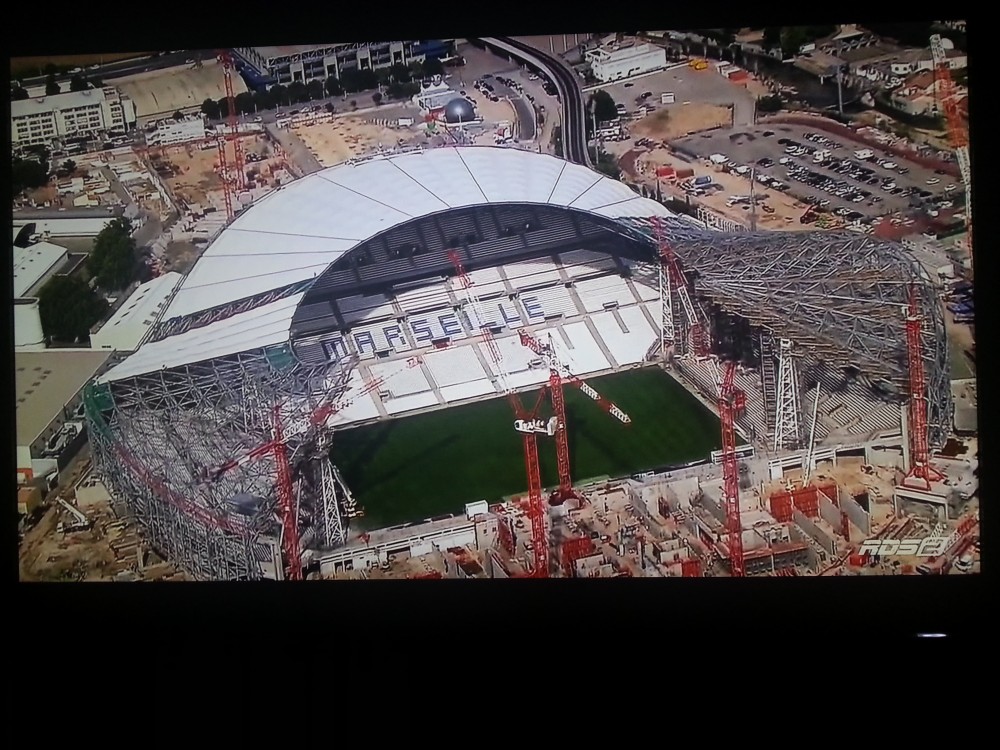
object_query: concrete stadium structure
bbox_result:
[83,146,949,580]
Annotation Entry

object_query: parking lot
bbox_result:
[674,124,962,223]
[591,62,763,128]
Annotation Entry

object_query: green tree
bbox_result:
[62,159,77,173]
[372,91,383,107]
[87,217,137,290]
[252,89,274,111]
[325,102,336,113]
[761,27,781,51]
[324,76,343,97]
[389,63,411,83]
[350,99,357,110]
[37,275,109,342]
[12,85,29,100]
[422,56,444,77]
[407,60,425,79]
[306,79,324,101]
[339,68,362,93]
[45,75,60,96]
[70,74,89,92]
[217,97,229,119]
[756,94,783,113]
[588,90,618,125]
[287,81,308,103]
[201,98,221,120]
[173,109,185,120]
[270,83,289,106]
[12,156,50,193]
[235,91,255,115]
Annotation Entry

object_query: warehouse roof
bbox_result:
[92,272,184,352]
[15,350,113,445]
[116,60,247,120]
[98,146,673,383]
[13,241,68,297]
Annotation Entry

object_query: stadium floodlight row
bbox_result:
[83,146,950,580]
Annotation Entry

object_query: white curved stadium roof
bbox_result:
[101,146,672,383]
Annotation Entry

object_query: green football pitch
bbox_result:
[330,366,722,530]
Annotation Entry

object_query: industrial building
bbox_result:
[13,236,78,350]
[146,116,208,147]
[90,272,184,352]
[16,350,114,485]
[116,61,248,126]
[232,40,453,88]
[79,145,950,581]
[10,87,137,148]
[585,43,667,82]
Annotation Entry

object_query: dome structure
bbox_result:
[443,97,476,124]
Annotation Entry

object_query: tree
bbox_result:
[201,98,221,120]
[324,76,343,97]
[325,102,335,113]
[12,156,50,194]
[252,89,274,112]
[339,69,363,93]
[350,99,357,110]
[70,74,89,92]
[12,85,29,100]
[306,79,325,101]
[408,60,425,79]
[287,81,308,104]
[588,90,618,125]
[756,95,783,113]
[270,83,289,107]
[389,63,411,83]
[422,56,444,77]
[37,275,109,342]
[235,91,255,115]
[45,75,60,96]
[217,97,230,119]
[372,92,383,107]
[761,27,781,51]
[62,159,77,173]
[87,217,137,290]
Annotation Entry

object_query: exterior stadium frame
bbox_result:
[82,147,950,581]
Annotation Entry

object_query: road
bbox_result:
[476,38,590,167]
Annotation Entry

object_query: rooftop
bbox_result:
[252,43,354,60]
[15,350,113,445]
[13,241,69,298]
[116,61,246,120]
[94,272,184,348]
[11,87,109,118]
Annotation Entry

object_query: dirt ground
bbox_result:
[293,116,427,167]
[164,239,202,275]
[155,135,282,206]
[632,103,733,141]
[18,450,187,582]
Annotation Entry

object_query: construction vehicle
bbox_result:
[689,58,708,70]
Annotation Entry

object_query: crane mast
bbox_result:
[929,34,971,249]
[715,359,746,577]
[902,284,945,490]
[652,217,709,356]
[447,250,548,576]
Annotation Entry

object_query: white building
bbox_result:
[11,87,137,148]
[90,272,184,353]
[146,116,208,147]
[14,240,68,298]
[585,43,667,83]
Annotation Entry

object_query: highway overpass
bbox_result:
[473,37,592,168]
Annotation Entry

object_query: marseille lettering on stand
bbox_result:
[353,330,377,355]
[438,313,463,336]
[384,324,405,349]
[522,296,545,320]
[411,319,434,342]
[498,302,521,325]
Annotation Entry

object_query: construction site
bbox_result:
[20,41,976,583]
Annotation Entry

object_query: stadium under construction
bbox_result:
[82,146,952,580]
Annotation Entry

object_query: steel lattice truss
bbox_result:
[618,216,950,448]
[84,210,952,581]
[84,343,357,580]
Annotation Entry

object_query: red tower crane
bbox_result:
[205,358,422,580]
[652,217,709,356]
[447,249,548,576]
[930,35,971,251]
[902,284,944,491]
[218,50,246,192]
[517,329,631,506]
[216,137,234,222]
[716,359,746,577]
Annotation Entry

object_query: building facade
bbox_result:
[146,116,208,147]
[11,87,137,148]
[233,40,453,88]
[585,43,667,83]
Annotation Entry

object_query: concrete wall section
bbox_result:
[700,492,726,524]
[793,509,837,556]
[840,493,871,535]
[819,493,842,531]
